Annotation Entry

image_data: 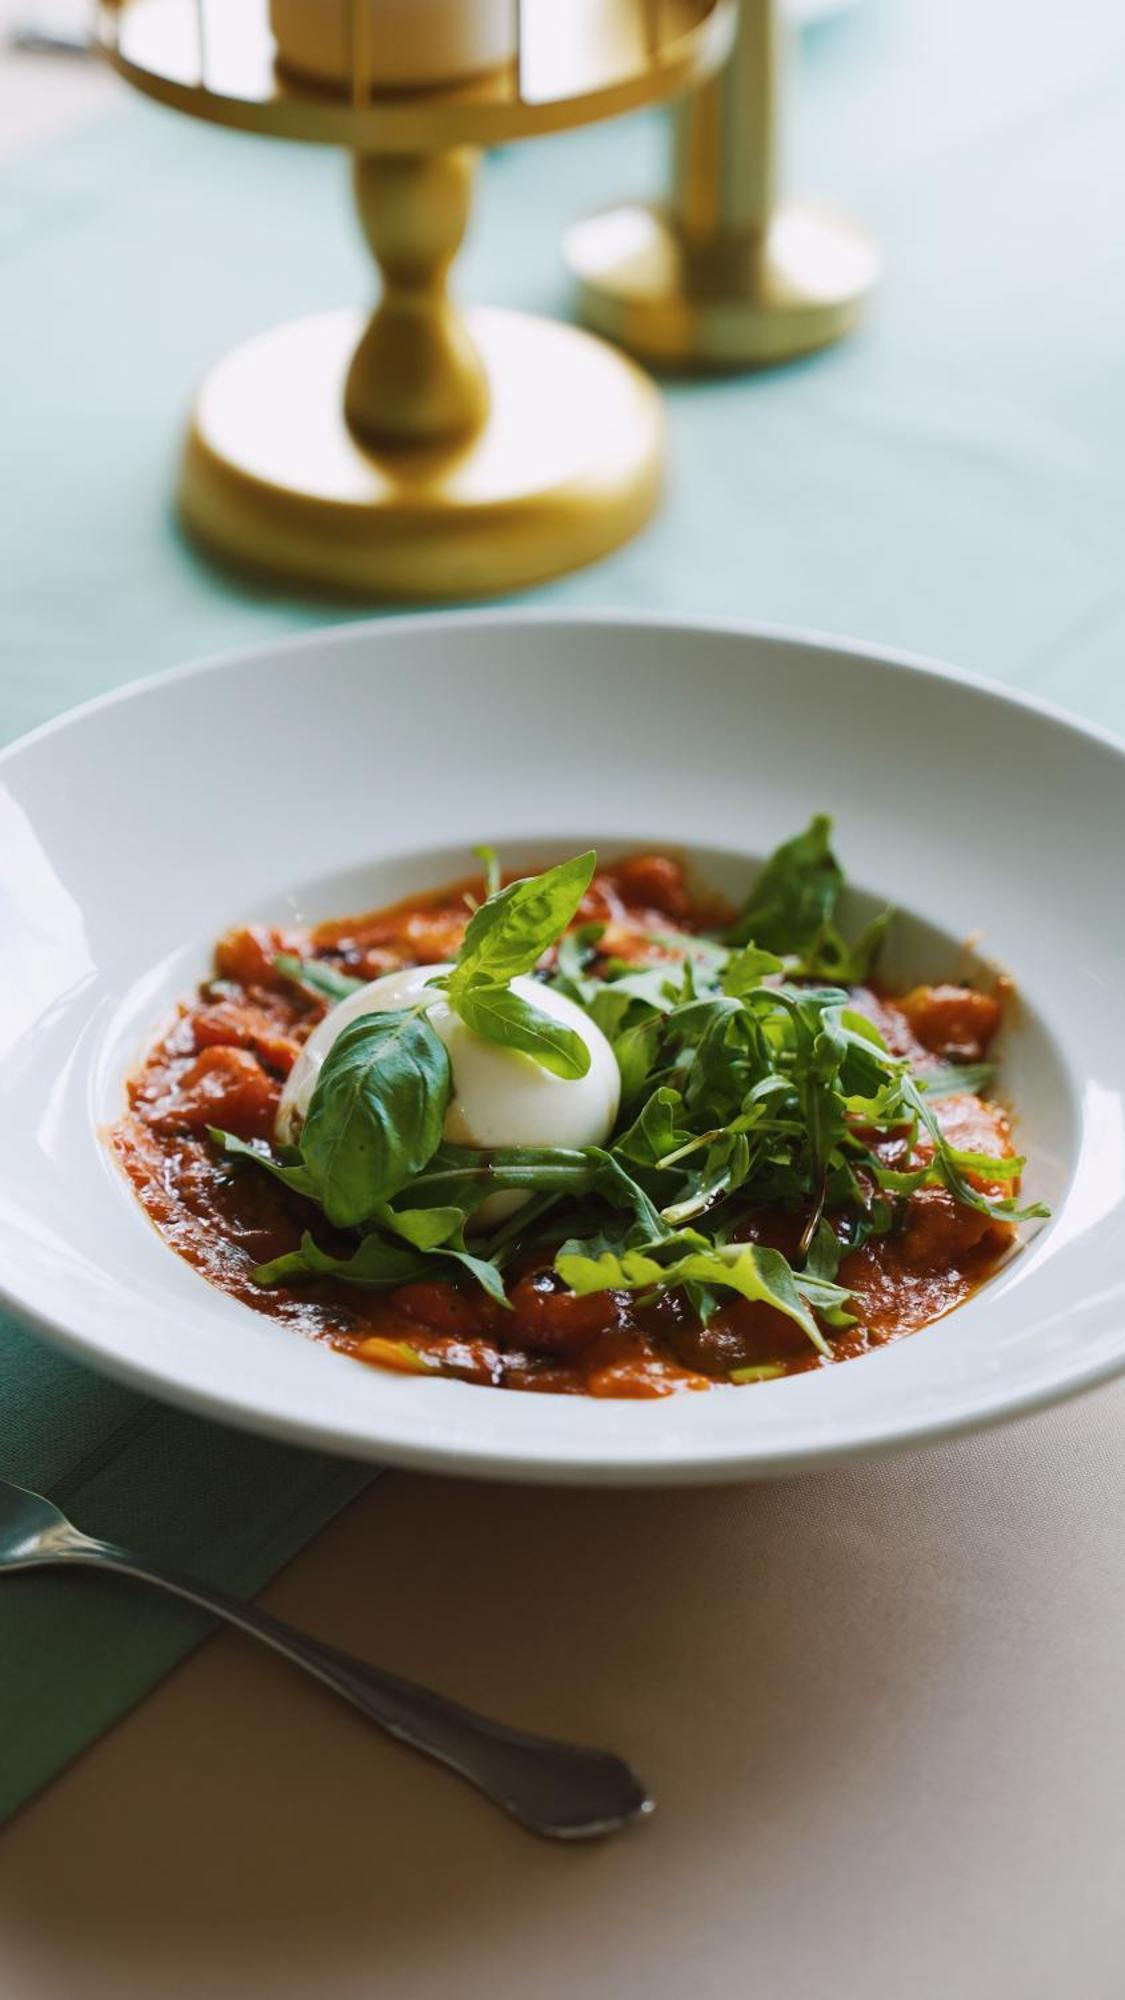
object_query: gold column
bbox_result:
[566,0,881,371]
[178,141,668,600]
[344,149,489,451]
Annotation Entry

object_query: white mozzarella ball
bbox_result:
[276,963,620,1226]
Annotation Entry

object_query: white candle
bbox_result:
[270,0,516,89]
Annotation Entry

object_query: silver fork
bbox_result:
[0,1476,651,1840]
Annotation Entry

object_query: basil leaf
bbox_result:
[728,815,842,951]
[300,1008,451,1227]
[450,851,596,990]
[473,845,502,900]
[274,954,365,1003]
[456,982,591,1080]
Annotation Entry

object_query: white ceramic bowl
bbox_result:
[2,613,1121,1485]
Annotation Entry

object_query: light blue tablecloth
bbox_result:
[4,0,1125,746]
[2,0,1123,1819]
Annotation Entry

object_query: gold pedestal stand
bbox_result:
[97,0,735,597]
[566,0,880,371]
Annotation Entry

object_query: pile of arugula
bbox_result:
[211,817,1044,1365]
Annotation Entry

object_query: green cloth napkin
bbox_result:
[3,0,1125,1823]
[0,1316,372,1822]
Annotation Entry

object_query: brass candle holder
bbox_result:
[95,0,735,598]
[566,0,880,369]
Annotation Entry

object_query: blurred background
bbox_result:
[3,0,1123,747]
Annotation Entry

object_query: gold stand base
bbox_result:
[566,199,880,371]
[179,305,665,598]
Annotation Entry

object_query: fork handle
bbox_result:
[60,1536,649,1840]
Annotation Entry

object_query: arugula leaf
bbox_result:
[253,1213,510,1307]
[727,815,842,952]
[207,1128,320,1200]
[355,1337,438,1375]
[554,1239,835,1358]
[372,1204,466,1251]
[274,954,365,1004]
[552,1244,668,1294]
[611,1012,664,1105]
[405,1143,601,1213]
[253,1229,427,1290]
[450,852,596,991]
[805,907,893,984]
[300,1008,451,1228]
[438,1247,510,1308]
[589,964,686,1024]
[678,1245,836,1357]
[722,942,783,997]
[725,819,891,982]
[456,982,591,1080]
[919,1062,996,1098]
[900,1074,1047,1221]
[614,1087,690,1169]
[552,922,605,1003]
[371,1200,511,1304]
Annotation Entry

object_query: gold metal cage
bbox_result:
[98,0,734,144]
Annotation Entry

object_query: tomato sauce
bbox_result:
[112,857,1017,1399]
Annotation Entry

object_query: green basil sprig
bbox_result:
[213,1007,454,1235]
[454,982,586,1080]
[299,1009,452,1228]
[452,850,596,987]
[439,850,597,1080]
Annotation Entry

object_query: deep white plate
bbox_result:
[2,613,1121,1484]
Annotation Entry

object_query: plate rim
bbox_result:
[5,605,1125,781]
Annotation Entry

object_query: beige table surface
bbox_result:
[5,21,1125,2000]
[5,1397,1125,1999]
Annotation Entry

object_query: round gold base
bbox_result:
[566,199,881,372]
[179,306,665,599]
